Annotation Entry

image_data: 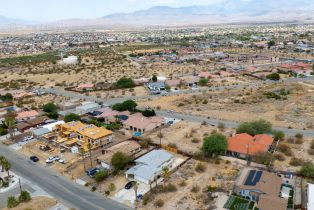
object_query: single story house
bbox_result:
[97,141,141,169]
[75,102,101,116]
[147,82,166,91]
[123,113,164,133]
[182,77,200,87]
[126,149,174,184]
[226,133,273,158]
[16,116,49,132]
[16,110,39,121]
[234,169,287,210]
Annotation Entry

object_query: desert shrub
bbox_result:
[154,199,164,207]
[108,183,116,192]
[311,140,314,149]
[191,185,200,193]
[163,183,177,192]
[168,143,177,148]
[179,181,187,187]
[277,144,293,156]
[308,149,314,155]
[7,196,19,208]
[299,162,314,179]
[195,162,206,173]
[295,133,303,140]
[218,122,225,131]
[191,138,200,143]
[94,170,109,182]
[18,191,31,203]
[295,138,303,144]
[274,153,286,161]
[290,158,303,166]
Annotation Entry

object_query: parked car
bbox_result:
[124,181,136,190]
[137,194,143,200]
[30,156,39,162]
[22,136,33,142]
[86,168,99,178]
[46,156,60,164]
[58,159,66,164]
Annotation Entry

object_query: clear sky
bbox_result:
[0,0,224,21]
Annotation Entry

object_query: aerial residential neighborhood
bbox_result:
[0,0,314,210]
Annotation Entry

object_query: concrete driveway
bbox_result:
[113,181,150,206]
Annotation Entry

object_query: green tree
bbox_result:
[198,78,209,86]
[311,63,314,75]
[142,109,156,117]
[116,77,135,89]
[42,102,58,113]
[111,152,131,171]
[64,113,80,122]
[48,111,59,120]
[112,100,137,112]
[267,40,275,48]
[95,170,109,182]
[202,134,227,157]
[1,157,11,177]
[272,130,285,141]
[266,73,280,81]
[4,111,16,140]
[152,75,158,82]
[299,162,314,179]
[237,119,272,136]
[18,191,31,203]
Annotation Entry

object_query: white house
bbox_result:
[308,183,314,210]
[125,149,173,184]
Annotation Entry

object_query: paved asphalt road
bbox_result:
[157,110,314,137]
[0,145,132,210]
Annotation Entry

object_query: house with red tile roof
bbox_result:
[227,133,273,158]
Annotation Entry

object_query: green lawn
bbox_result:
[224,195,252,210]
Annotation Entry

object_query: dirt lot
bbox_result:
[273,136,314,172]
[144,121,233,154]
[137,158,239,210]
[2,196,56,210]
[139,81,314,129]
[87,86,148,99]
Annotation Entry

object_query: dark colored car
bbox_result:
[124,181,135,190]
[86,168,99,178]
[137,194,143,200]
[30,156,39,162]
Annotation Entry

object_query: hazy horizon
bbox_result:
[0,0,223,21]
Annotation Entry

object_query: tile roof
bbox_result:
[228,133,273,155]
[124,114,164,130]
[16,110,39,119]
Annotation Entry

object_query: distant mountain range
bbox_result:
[1,0,314,30]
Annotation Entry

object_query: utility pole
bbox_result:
[18,178,22,193]
[159,127,162,148]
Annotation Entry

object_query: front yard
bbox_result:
[224,195,255,210]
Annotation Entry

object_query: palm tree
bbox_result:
[87,143,93,168]
[4,112,16,141]
[133,181,139,202]
[161,167,170,186]
[2,158,11,178]
[0,156,5,172]
[0,156,11,178]
[80,148,86,172]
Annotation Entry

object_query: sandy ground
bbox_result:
[88,86,149,99]
[2,196,57,210]
[144,121,233,154]
[137,159,239,210]
[139,81,314,129]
